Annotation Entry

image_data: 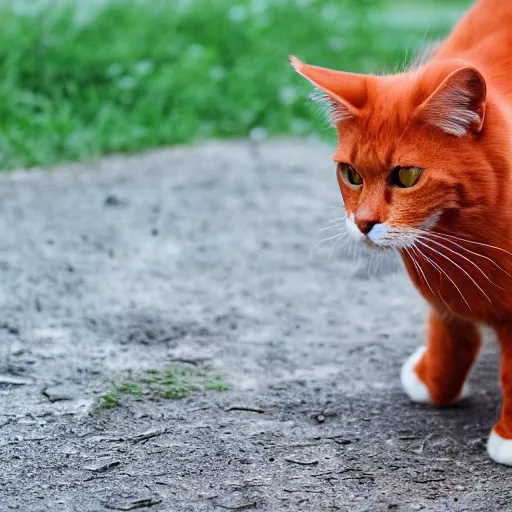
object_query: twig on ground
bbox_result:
[226,406,265,414]
[283,488,323,494]
[167,357,209,366]
[84,475,109,483]
[342,474,375,481]
[312,468,362,478]
[281,442,319,448]
[130,428,170,443]
[84,460,121,472]
[284,457,319,466]
[0,375,33,385]
[213,502,257,510]
[104,497,162,511]
[412,477,446,484]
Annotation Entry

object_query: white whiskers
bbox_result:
[309,231,346,258]
[313,212,512,310]
[414,233,503,290]
[319,224,345,233]
[405,225,512,311]
[411,242,471,312]
[415,239,491,304]
[405,246,435,298]
[329,232,349,260]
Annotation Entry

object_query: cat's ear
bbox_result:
[418,66,486,136]
[289,55,367,123]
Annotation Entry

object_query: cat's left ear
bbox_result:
[289,55,367,122]
[418,66,486,136]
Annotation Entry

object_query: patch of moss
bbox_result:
[98,364,229,409]
[118,382,144,396]
[100,392,121,409]
[204,377,230,392]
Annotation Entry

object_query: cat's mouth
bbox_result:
[345,216,416,252]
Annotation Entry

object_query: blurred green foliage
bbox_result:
[0,0,470,169]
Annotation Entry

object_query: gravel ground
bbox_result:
[0,139,509,512]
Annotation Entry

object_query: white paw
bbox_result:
[400,346,470,405]
[401,346,431,403]
[487,430,512,466]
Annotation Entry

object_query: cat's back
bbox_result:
[435,0,512,102]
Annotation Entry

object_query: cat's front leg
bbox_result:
[401,310,481,406]
[488,327,512,466]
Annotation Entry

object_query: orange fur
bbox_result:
[291,0,512,463]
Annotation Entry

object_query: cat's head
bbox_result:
[290,56,496,251]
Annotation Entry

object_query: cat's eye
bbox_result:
[338,163,363,188]
[391,166,423,188]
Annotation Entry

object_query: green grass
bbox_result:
[0,0,470,169]
[100,391,121,408]
[98,364,229,409]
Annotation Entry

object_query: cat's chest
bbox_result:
[402,251,512,323]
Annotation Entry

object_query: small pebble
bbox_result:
[43,387,75,402]
[104,194,126,207]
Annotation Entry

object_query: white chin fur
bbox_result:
[487,430,512,466]
[400,346,470,405]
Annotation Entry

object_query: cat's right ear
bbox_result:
[289,56,367,123]
[416,66,486,136]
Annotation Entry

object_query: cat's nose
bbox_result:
[356,219,378,235]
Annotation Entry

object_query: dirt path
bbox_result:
[0,139,507,511]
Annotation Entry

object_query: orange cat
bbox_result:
[290,0,512,465]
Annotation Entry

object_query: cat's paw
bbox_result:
[400,346,470,405]
[401,346,431,403]
[487,430,512,466]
